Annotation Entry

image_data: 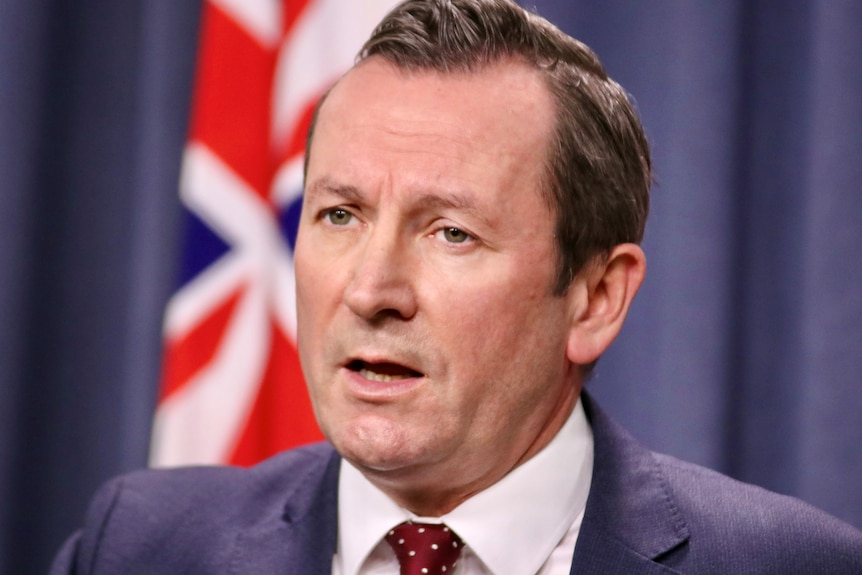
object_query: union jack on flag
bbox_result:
[151,0,399,467]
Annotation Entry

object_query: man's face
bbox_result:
[296,57,581,513]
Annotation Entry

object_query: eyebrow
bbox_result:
[413,190,477,212]
[305,177,493,227]
[305,178,363,203]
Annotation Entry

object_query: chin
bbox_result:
[330,413,429,472]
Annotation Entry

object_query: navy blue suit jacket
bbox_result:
[51,395,862,574]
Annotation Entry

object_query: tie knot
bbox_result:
[385,521,463,575]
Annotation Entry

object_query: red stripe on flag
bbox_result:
[159,285,244,402]
[190,3,278,202]
[227,320,323,466]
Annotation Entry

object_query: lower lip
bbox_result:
[341,367,425,401]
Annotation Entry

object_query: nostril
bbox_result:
[342,261,418,322]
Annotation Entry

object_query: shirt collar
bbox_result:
[337,398,594,575]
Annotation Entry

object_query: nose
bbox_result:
[342,225,418,322]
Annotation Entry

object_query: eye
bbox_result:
[325,208,353,226]
[438,227,473,244]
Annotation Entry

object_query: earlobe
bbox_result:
[565,243,646,366]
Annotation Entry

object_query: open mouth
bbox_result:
[346,359,424,383]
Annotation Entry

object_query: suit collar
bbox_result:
[573,393,689,574]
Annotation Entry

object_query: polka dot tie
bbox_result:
[385,521,464,575]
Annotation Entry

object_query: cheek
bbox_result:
[440,273,565,375]
[437,281,538,371]
[295,243,342,324]
[294,250,336,372]
[293,239,314,314]
[294,272,317,351]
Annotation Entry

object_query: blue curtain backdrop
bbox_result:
[1,0,860,572]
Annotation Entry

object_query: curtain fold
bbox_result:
[0,1,201,572]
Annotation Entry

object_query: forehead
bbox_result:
[324,55,553,125]
[308,57,555,198]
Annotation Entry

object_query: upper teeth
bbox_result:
[359,368,412,383]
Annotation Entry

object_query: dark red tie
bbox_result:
[385,521,464,575]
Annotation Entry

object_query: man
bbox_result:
[52,0,862,573]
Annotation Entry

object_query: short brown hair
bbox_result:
[307,0,650,294]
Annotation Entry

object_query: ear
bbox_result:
[565,243,646,366]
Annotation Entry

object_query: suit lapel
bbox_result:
[227,446,342,575]
[571,393,689,574]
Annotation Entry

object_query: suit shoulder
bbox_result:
[63,443,338,574]
[653,452,862,571]
[116,441,337,503]
[110,441,336,522]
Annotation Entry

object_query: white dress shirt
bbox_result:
[332,399,594,575]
